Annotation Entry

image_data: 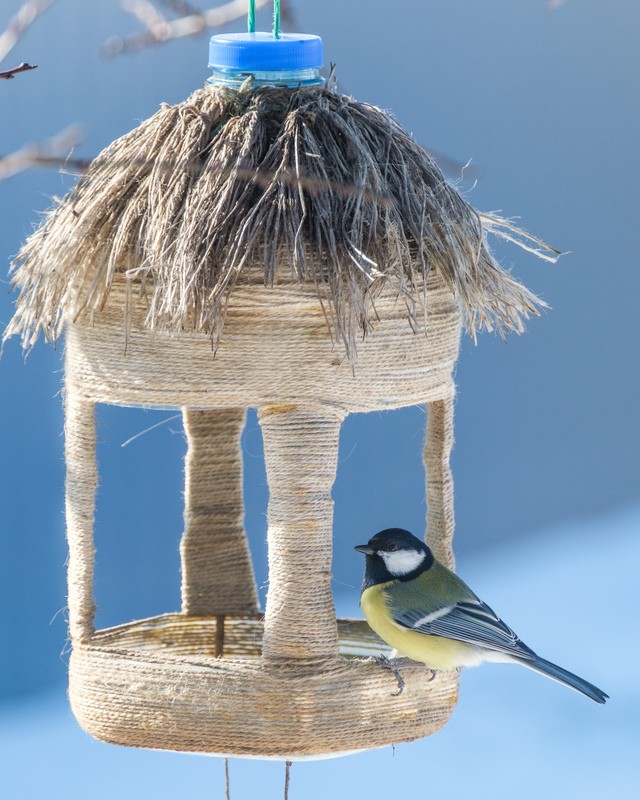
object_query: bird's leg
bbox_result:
[426,668,437,682]
[373,654,406,696]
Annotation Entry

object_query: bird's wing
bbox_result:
[391,596,536,660]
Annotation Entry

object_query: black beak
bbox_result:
[354,544,375,555]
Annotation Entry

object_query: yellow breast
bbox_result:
[360,583,479,671]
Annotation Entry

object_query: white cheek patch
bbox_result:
[380,549,426,576]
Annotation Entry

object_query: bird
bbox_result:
[354,528,608,704]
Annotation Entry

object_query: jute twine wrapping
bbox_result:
[259,405,345,663]
[181,409,258,616]
[63,275,459,411]
[69,617,459,758]
[425,399,456,570]
[64,393,97,644]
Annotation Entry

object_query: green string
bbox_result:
[273,0,281,38]
[247,0,280,38]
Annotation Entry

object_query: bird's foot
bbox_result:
[373,656,439,694]
[373,654,406,696]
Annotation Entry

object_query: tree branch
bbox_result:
[156,0,203,16]
[0,125,84,181]
[101,0,272,58]
[0,0,55,65]
[0,61,37,79]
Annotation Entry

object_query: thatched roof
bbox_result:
[4,80,556,353]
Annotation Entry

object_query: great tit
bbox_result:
[355,528,608,704]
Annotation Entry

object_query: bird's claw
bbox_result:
[374,654,406,696]
[373,655,438,695]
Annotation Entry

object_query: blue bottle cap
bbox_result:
[209,32,323,72]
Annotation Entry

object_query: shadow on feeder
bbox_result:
[3,23,556,760]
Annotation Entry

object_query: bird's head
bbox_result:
[355,528,434,581]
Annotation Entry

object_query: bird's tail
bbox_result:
[516,655,608,704]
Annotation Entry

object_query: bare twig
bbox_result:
[102,0,271,58]
[156,0,203,15]
[0,0,55,65]
[123,0,169,30]
[0,125,84,181]
[0,61,37,79]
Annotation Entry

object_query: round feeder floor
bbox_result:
[69,614,459,759]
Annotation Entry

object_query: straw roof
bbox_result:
[4,80,555,353]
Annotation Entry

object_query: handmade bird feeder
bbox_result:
[5,14,551,759]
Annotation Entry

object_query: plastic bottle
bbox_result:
[208,31,324,89]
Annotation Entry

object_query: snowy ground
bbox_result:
[1,504,638,800]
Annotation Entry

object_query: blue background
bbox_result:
[1,1,638,797]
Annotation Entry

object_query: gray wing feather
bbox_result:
[393,600,536,660]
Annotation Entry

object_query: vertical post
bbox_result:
[258,404,345,663]
[64,392,97,643]
[181,408,259,616]
[424,395,456,570]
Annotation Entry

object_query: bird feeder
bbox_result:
[5,27,549,759]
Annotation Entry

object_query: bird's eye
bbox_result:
[386,543,398,551]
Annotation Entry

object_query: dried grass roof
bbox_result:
[4,80,557,353]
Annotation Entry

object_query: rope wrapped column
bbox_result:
[181,408,259,616]
[64,392,97,643]
[258,404,345,663]
[424,396,456,570]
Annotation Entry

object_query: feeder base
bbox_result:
[69,613,458,759]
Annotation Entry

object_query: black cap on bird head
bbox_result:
[355,528,434,584]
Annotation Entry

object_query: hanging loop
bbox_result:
[246,1,279,36]
[273,0,281,38]
[247,0,255,33]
